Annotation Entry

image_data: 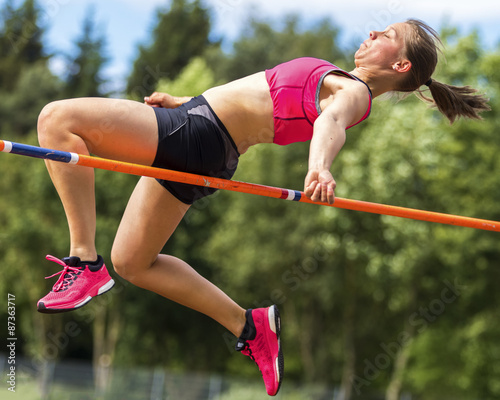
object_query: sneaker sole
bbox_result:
[269,305,284,396]
[37,279,115,314]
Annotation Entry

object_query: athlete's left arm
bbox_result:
[304,83,369,204]
[144,92,193,108]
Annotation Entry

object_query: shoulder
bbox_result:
[319,74,371,127]
[322,73,369,99]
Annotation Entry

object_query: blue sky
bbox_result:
[21,0,500,93]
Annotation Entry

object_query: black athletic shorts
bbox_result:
[152,95,240,205]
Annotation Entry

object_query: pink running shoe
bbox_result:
[37,255,115,313]
[236,305,284,396]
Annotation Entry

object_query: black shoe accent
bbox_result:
[84,255,104,272]
[62,256,81,267]
[235,309,257,351]
[274,305,284,394]
[61,255,104,272]
[37,302,70,314]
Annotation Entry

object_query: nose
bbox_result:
[369,31,378,39]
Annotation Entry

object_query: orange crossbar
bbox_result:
[1,139,499,232]
[79,154,500,232]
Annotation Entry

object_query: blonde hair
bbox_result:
[397,19,490,123]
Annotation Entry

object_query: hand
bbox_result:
[304,169,336,204]
[144,92,177,108]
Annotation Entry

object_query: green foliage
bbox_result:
[335,31,500,399]
[0,2,499,399]
[0,61,62,135]
[0,0,60,137]
[63,6,109,98]
[207,13,348,81]
[0,0,46,90]
[126,0,215,99]
[156,56,219,96]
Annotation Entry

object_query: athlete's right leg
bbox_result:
[37,97,159,261]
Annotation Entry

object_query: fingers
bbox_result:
[304,179,317,198]
[144,96,156,106]
[325,184,335,204]
[317,182,335,204]
[304,169,337,204]
[305,181,335,204]
[144,92,163,107]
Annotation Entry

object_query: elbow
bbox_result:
[314,116,346,144]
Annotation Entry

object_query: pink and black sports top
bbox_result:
[265,57,373,146]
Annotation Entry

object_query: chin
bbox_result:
[354,51,363,63]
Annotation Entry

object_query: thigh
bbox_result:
[54,97,159,166]
[112,176,191,268]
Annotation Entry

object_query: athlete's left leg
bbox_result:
[113,177,283,395]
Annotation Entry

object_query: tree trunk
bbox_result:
[385,336,414,400]
[385,287,417,400]
[337,262,357,400]
[93,302,122,397]
[32,312,62,400]
[289,301,318,381]
[337,309,356,400]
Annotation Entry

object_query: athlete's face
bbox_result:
[355,22,408,69]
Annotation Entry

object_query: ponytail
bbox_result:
[419,79,490,123]
[401,19,490,124]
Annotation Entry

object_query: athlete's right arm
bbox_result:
[304,82,369,204]
[144,92,193,108]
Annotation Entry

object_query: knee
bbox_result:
[37,100,68,147]
[111,247,152,285]
[110,249,134,282]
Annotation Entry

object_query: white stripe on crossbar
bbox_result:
[2,141,13,153]
[69,152,79,164]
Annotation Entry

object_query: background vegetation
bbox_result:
[0,0,499,399]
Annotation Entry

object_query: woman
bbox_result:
[35,19,488,396]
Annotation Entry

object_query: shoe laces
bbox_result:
[44,255,83,292]
[240,336,269,366]
[239,341,255,361]
[240,335,277,392]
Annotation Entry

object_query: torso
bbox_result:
[203,72,275,154]
[203,60,371,154]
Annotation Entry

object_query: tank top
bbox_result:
[265,57,372,146]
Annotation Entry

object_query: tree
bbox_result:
[0,0,56,136]
[207,13,346,82]
[0,0,46,90]
[197,26,500,400]
[63,6,109,98]
[0,61,61,135]
[1,5,498,397]
[126,0,214,99]
[398,30,500,400]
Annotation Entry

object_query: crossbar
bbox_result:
[1,139,498,232]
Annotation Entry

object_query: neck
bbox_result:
[349,67,396,98]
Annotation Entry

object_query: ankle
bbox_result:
[69,248,98,262]
[234,309,249,338]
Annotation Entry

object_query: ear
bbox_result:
[392,59,412,73]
